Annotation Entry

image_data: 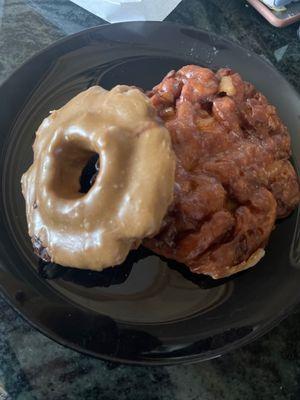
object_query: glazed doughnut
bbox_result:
[145,65,300,279]
[21,85,175,270]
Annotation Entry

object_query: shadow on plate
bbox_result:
[38,245,238,290]
[37,248,138,288]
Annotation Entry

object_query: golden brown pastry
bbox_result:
[21,85,175,270]
[144,65,300,279]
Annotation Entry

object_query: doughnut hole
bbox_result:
[79,153,99,194]
[49,140,99,199]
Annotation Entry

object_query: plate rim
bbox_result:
[1,285,298,366]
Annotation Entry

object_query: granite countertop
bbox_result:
[0,1,300,399]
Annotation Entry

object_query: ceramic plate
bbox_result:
[0,21,299,365]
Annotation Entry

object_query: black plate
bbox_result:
[0,21,299,365]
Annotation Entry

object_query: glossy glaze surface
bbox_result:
[21,85,175,269]
[145,65,299,278]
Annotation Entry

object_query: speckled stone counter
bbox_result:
[0,1,299,399]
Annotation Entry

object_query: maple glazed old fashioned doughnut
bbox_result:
[21,85,175,270]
